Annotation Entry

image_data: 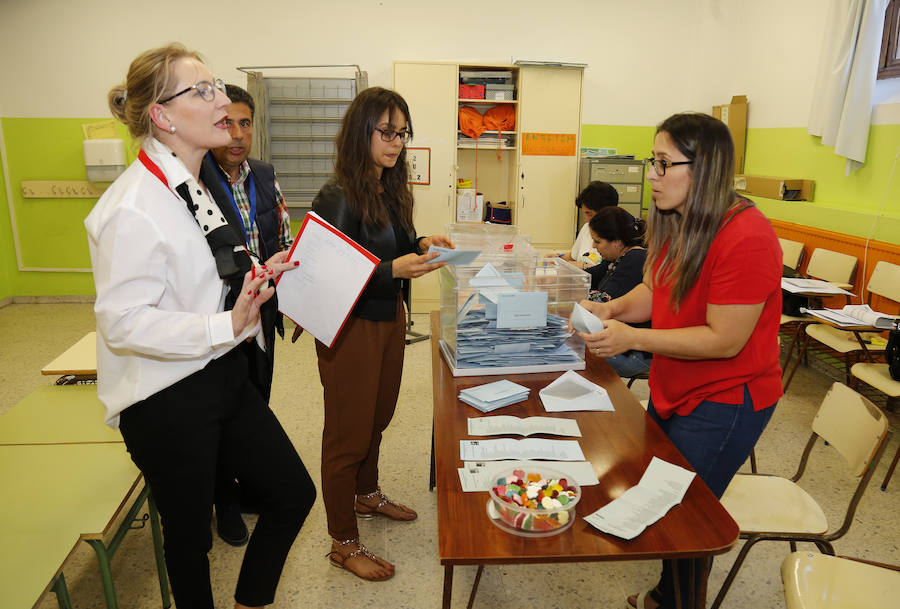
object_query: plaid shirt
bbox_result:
[221,160,293,259]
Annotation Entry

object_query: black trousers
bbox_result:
[120,348,315,608]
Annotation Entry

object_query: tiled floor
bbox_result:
[2,302,897,609]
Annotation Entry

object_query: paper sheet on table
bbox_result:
[467,415,581,437]
[459,438,585,461]
[584,457,696,540]
[570,302,605,334]
[781,278,854,297]
[539,370,614,412]
[457,460,599,491]
[427,245,480,265]
[276,212,379,348]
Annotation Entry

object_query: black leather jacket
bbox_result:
[312,180,418,321]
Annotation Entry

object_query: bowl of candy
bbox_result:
[486,467,580,537]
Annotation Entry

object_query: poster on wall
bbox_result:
[407,147,430,185]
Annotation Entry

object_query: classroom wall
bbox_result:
[1,0,898,297]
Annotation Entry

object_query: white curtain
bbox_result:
[246,71,270,163]
[808,0,888,174]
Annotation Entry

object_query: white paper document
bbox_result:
[539,370,615,412]
[496,291,548,329]
[467,415,582,437]
[781,277,854,297]
[800,305,898,329]
[459,438,585,461]
[276,212,379,348]
[428,245,481,266]
[457,460,599,491]
[584,457,696,540]
[570,302,605,334]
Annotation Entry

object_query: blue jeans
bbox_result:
[606,350,652,378]
[647,385,776,609]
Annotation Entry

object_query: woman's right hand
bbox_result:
[567,299,614,333]
[392,251,445,279]
[231,271,277,338]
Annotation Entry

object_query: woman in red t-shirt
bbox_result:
[575,113,782,609]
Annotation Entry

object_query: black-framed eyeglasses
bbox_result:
[643,157,693,176]
[374,127,412,144]
[159,79,226,104]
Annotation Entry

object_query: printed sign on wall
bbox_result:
[407,147,431,185]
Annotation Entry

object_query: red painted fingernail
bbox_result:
[247,290,252,295]
[294,260,300,266]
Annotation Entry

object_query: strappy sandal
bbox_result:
[354,488,418,521]
[625,588,661,609]
[326,538,394,582]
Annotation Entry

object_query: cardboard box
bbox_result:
[713,95,748,173]
[459,84,485,99]
[456,189,485,222]
[734,174,815,201]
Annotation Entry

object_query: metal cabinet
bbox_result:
[578,157,645,219]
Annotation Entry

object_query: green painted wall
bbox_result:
[0,140,13,300]
[581,122,900,245]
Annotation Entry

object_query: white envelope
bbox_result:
[570,302,605,334]
[539,370,615,412]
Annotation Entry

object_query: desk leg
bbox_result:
[429,424,436,492]
[148,493,172,608]
[466,565,484,609]
[443,564,453,609]
[86,540,119,609]
[52,572,74,609]
[695,557,708,609]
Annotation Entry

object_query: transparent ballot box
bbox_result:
[438,257,589,377]
[445,223,538,268]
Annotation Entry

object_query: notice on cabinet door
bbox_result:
[522,132,577,156]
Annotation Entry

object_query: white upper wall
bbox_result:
[0,0,861,127]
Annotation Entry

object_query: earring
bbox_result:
[169,125,176,134]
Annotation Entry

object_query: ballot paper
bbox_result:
[428,245,481,266]
[467,415,581,437]
[455,310,580,369]
[570,302,605,334]
[539,370,615,412]
[276,212,378,348]
[457,460,599,491]
[459,438,585,461]
[584,457,696,540]
[458,380,530,413]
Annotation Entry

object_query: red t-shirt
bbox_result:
[648,204,783,418]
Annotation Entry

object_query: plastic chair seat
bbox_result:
[721,474,827,534]
[805,324,883,355]
[781,551,900,609]
[851,363,900,397]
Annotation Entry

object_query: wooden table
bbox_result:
[430,312,739,609]
[42,331,98,383]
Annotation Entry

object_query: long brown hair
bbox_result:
[645,112,740,309]
[334,87,414,231]
[108,43,203,142]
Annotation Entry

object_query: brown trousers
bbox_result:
[315,297,406,540]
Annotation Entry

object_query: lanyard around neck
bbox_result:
[215,166,256,241]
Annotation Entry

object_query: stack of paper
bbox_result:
[458,380,530,413]
[584,457,696,540]
[539,370,615,412]
[467,415,581,437]
[458,459,599,491]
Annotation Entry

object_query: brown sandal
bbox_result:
[354,488,417,521]
[326,538,394,582]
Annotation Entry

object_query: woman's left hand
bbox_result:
[261,250,299,282]
[579,319,637,357]
[419,234,455,253]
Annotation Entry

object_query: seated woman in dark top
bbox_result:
[585,206,652,377]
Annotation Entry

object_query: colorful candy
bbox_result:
[490,469,579,532]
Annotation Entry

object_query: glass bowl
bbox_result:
[486,466,581,537]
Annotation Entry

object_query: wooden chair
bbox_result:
[781,551,900,609]
[710,382,891,609]
[779,238,805,271]
[793,261,900,389]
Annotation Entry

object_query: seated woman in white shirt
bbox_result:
[548,181,619,269]
[85,44,315,609]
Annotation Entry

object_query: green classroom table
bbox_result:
[0,385,120,446]
[41,332,97,379]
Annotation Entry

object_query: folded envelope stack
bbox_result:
[458,379,530,413]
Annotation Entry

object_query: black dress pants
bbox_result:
[119,348,315,608]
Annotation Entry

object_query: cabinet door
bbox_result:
[393,61,458,312]
[516,66,583,250]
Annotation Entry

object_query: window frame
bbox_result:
[879,0,900,80]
